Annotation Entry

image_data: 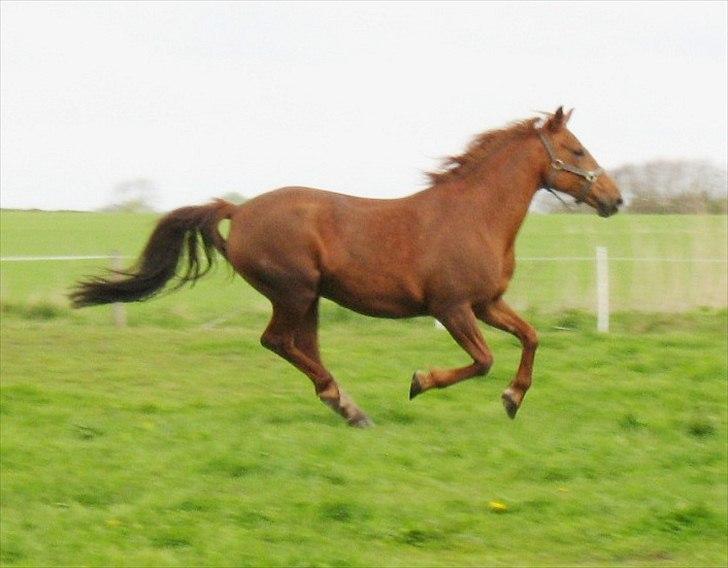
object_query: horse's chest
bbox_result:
[474,251,516,300]
[501,256,516,281]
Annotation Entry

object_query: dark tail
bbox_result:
[70,199,236,307]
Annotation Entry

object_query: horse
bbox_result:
[71,107,623,427]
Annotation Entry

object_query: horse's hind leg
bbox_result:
[261,298,373,427]
[410,305,493,399]
[294,299,321,363]
[475,299,538,419]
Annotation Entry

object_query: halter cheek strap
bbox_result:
[537,131,604,203]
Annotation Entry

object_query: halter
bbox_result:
[537,130,604,204]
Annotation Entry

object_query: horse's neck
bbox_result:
[437,140,542,252]
[486,170,540,251]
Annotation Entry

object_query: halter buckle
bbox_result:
[585,171,598,183]
[551,159,564,170]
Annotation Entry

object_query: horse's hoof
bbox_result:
[501,389,520,419]
[409,371,424,400]
[349,415,375,428]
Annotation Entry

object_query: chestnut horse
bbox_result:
[71,107,622,427]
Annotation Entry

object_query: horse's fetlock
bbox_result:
[316,381,340,402]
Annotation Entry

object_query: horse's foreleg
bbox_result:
[409,305,493,399]
[476,299,538,419]
[261,300,372,428]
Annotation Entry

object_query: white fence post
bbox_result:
[596,246,609,333]
[111,251,127,328]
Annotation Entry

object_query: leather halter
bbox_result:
[537,130,604,204]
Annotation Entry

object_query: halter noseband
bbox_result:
[537,130,604,204]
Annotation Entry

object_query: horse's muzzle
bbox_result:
[597,197,623,218]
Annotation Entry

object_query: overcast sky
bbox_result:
[1,1,726,211]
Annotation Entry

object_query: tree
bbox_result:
[612,160,727,214]
[100,178,158,212]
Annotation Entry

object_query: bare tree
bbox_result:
[100,178,158,212]
[612,160,727,214]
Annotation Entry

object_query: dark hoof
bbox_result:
[501,390,520,419]
[409,371,424,400]
[348,415,375,428]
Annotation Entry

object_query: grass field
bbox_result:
[1,210,727,566]
[0,210,726,321]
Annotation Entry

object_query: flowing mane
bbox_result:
[427,117,540,185]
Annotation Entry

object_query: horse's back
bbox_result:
[228,185,421,258]
[227,185,365,251]
[224,186,430,316]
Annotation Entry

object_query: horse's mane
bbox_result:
[427,117,541,185]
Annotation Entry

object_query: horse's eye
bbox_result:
[572,148,585,157]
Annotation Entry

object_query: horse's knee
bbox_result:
[260,331,290,355]
[260,332,276,352]
[474,351,494,375]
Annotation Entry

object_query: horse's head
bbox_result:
[538,107,622,217]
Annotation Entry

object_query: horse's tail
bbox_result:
[70,199,237,307]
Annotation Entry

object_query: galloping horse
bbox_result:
[71,107,622,427]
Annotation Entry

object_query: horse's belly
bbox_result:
[320,273,426,318]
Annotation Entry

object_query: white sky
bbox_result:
[1,1,726,211]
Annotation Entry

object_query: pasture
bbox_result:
[1,210,726,321]
[1,209,727,566]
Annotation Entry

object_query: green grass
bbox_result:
[512,214,727,312]
[1,210,727,566]
[1,311,726,566]
[0,211,726,321]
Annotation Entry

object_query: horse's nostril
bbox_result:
[616,197,624,206]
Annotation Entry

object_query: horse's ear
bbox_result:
[546,106,566,132]
[564,108,574,123]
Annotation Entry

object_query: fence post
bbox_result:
[596,246,609,333]
[111,251,127,328]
